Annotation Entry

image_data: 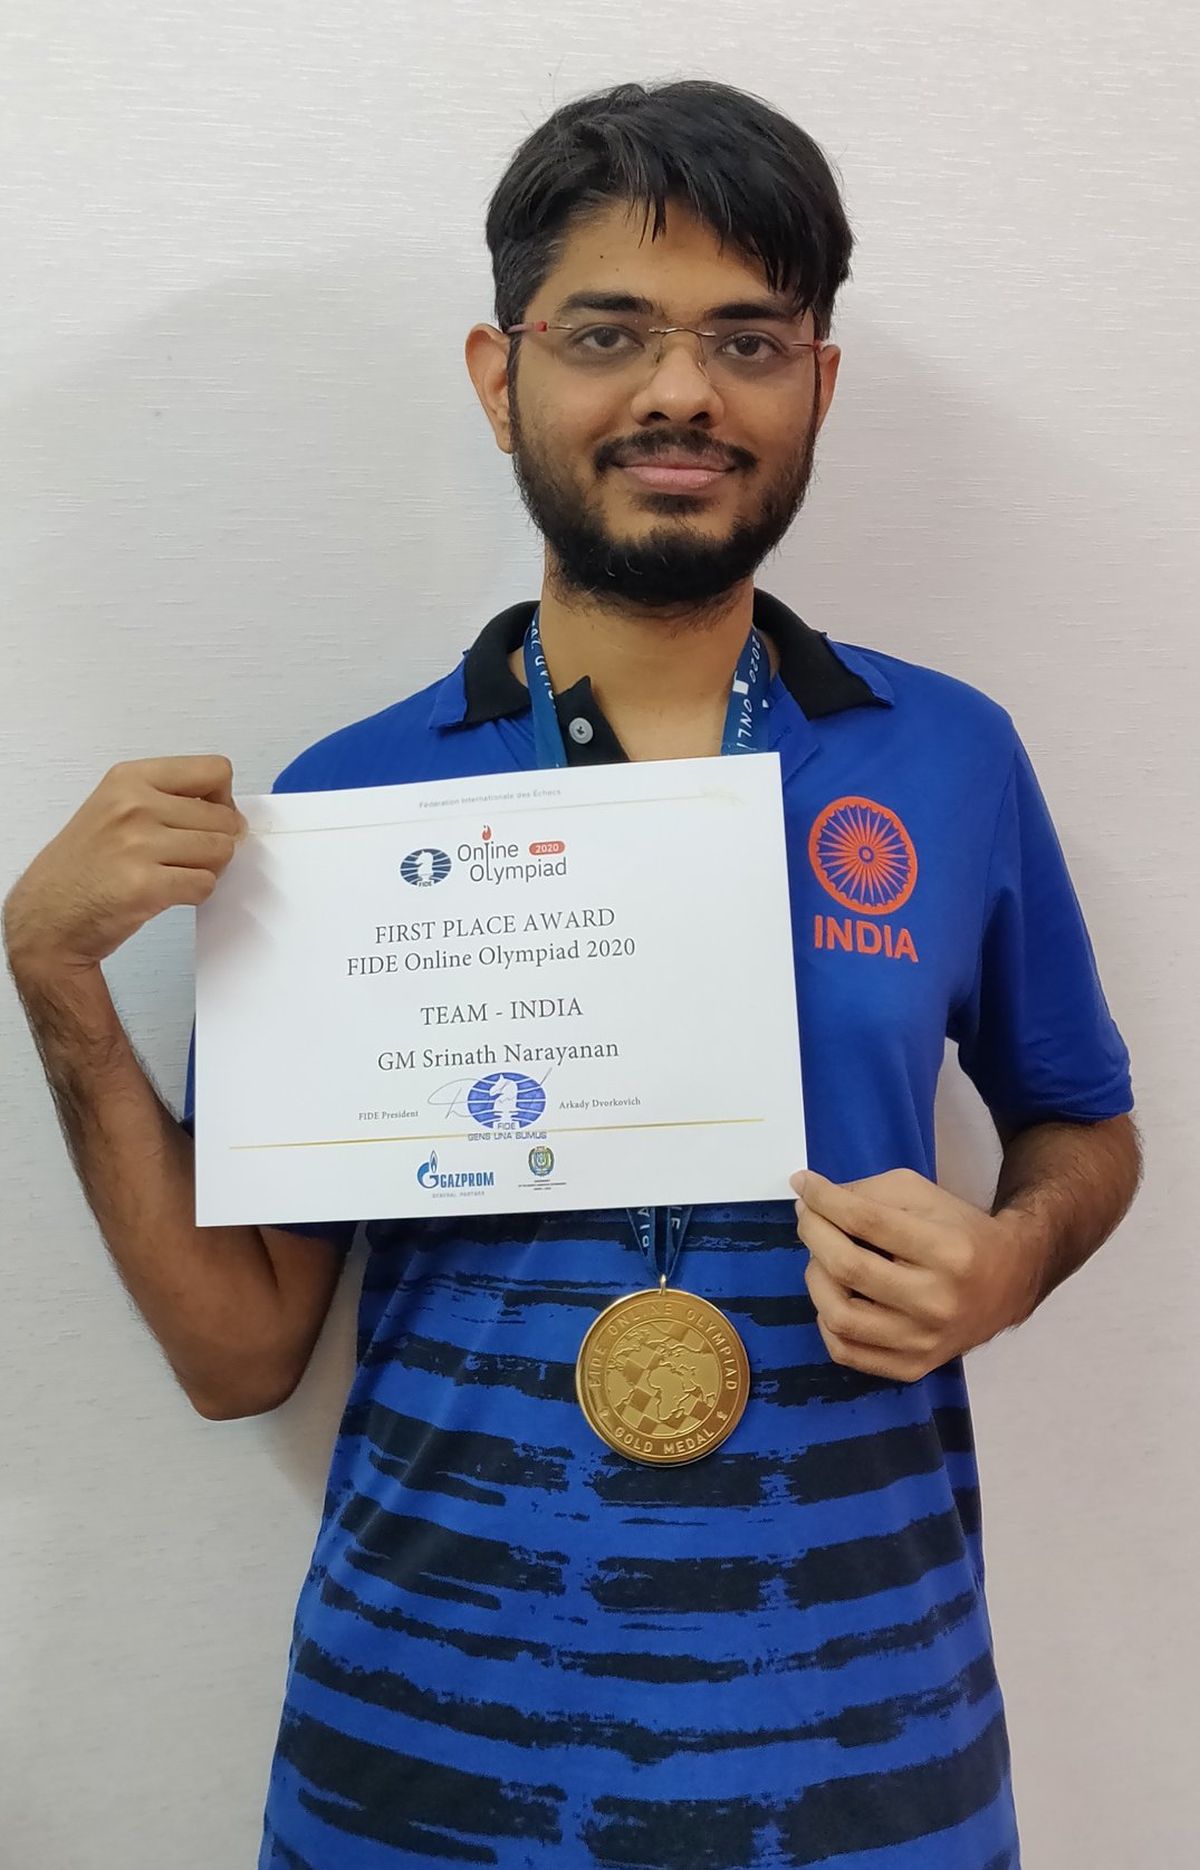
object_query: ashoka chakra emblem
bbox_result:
[808,797,917,915]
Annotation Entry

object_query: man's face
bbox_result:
[468,197,840,613]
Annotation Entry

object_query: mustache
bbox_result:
[611,440,741,471]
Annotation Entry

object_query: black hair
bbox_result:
[485,78,855,372]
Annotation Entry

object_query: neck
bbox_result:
[513,575,778,762]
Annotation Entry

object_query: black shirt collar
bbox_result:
[459,587,884,765]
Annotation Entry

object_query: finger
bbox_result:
[800,1169,932,1267]
[149,828,241,873]
[841,1167,943,1216]
[817,1314,926,1385]
[797,1205,917,1309]
[154,794,248,840]
[805,1257,920,1353]
[152,866,221,909]
[137,755,236,805]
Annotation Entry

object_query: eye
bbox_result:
[570,323,642,355]
[721,330,787,363]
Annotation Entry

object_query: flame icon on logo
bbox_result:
[481,826,492,842]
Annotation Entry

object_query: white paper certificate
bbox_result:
[193,754,806,1228]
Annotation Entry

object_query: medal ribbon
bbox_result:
[522,604,773,1288]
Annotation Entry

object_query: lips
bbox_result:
[622,462,728,491]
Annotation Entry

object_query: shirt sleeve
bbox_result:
[947,732,1133,1129]
[179,757,360,1251]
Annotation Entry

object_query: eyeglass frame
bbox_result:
[503,317,836,381]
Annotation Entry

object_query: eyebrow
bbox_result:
[552,290,800,324]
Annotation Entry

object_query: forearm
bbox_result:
[990,1112,1143,1324]
[8,956,288,1415]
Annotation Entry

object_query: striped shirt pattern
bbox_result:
[264,1203,1014,1868]
[183,593,1132,1866]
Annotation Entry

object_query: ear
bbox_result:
[814,341,842,434]
[465,324,515,456]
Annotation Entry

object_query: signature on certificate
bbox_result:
[430,1070,552,1130]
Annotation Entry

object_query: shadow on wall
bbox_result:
[2,248,1157,1506]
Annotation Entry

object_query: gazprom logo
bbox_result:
[417,1149,495,1192]
[401,848,451,888]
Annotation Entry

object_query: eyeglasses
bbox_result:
[504,314,833,387]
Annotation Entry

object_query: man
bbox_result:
[4,77,1140,1869]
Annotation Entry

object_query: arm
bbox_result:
[4,757,344,1421]
[8,960,343,1418]
[791,1111,1143,1383]
[989,1110,1143,1317]
[796,721,1142,1382]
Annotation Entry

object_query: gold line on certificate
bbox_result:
[231,1116,765,1152]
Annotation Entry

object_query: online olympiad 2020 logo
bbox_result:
[808,797,917,916]
[400,848,452,888]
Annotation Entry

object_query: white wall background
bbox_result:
[2,4,1197,1864]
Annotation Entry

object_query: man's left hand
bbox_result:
[791,1167,1036,1384]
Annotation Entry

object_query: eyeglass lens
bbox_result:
[552,317,810,380]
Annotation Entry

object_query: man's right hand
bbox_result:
[2,755,248,982]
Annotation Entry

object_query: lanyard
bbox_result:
[626,1205,695,1287]
[522,603,773,1283]
[523,604,772,769]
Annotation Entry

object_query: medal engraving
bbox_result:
[575,1287,750,1465]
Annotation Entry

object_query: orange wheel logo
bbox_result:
[808,797,917,915]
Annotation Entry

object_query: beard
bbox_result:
[507,386,821,621]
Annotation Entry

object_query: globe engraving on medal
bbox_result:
[575,1288,750,1465]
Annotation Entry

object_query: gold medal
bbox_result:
[575,1284,750,1465]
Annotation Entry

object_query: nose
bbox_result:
[630,331,725,420]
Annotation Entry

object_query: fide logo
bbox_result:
[400,848,451,888]
[467,1072,547,1131]
[528,1145,555,1178]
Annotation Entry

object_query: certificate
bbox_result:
[193,754,806,1227]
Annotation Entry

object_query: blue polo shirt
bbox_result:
[183,588,1131,1869]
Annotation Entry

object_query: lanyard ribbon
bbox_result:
[522,603,773,1283]
[523,605,771,768]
